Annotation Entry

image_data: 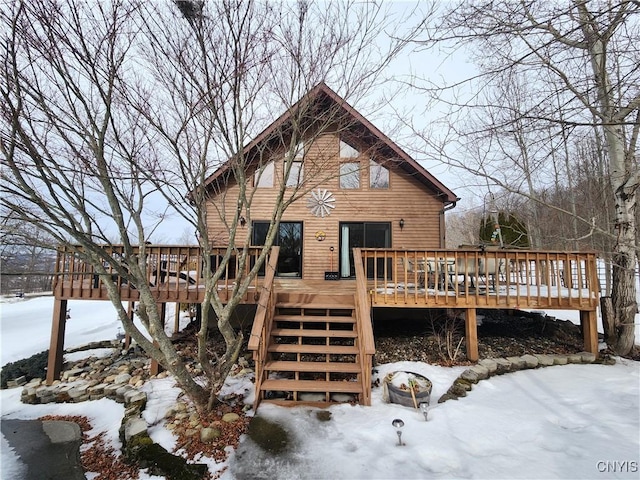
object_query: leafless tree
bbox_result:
[407,0,639,354]
[1,0,406,413]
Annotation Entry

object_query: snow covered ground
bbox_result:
[1,295,639,479]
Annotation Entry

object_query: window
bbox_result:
[340,162,360,189]
[370,160,389,189]
[286,161,304,187]
[254,162,274,188]
[340,139,359,158]
[294,142,304,159]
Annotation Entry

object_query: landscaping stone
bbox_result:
[520,354,539,368]
[552,355,568,365]
[62,368,85,380]
[124,417,148,442]
[222,412,240,423]
[494,358,512,374]
[469,364,490,380]
[200,427,222,443]
[580,352,596,363]
[506,356,526,370]
[114,373,132,385]
[459,369,480,384]
[535,354,555,367]
[478,359,498,374]
[567,353,583,363]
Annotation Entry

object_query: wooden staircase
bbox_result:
[257,293,366,407]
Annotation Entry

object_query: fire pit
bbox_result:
[383,371,432,408]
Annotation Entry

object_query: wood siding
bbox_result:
[206,132,446,280]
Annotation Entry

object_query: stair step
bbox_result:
[260,379,362,393]
[271,328,357,338]
[274,314,355,324]
[267,344,358,355]
[264,361,361,373]
[276,302,354,310]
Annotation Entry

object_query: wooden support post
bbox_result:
[174,302,180,335]
[465,308,479,362]
[580,309,598,356]
[150,302,166,376]
[124,301,134,349]
[46,298,68,385]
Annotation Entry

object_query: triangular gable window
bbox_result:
[340,139,359,158]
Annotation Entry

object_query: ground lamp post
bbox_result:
[392,418,405,446]
[419,402,429,421]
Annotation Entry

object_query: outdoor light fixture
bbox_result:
[392,418,405,446]
[399,218,405,230]
[419,402,429,421]
[239,216,246,227]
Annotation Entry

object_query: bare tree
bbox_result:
[407,0,639,354]
[1,0,405,412]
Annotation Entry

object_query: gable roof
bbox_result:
[201,82,458,205]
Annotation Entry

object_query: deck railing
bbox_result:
[53,244,272,303]
[353,248,375,406]
[248,247,280,410]
[360,248,599,310]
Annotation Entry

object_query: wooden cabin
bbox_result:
[47,84,600,409]
[201,83,458,281]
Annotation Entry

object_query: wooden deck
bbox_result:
[47,245,600,406]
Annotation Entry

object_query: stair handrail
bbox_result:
[248,246,279,410]
[353,248,375,406]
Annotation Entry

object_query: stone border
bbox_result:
[438,352,614,403]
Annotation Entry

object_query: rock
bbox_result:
[448,383,468,397]
[552,355,568,365]
[459,369,480,384]
[124,390,147,408]
[567,353,583,363]
[222,412,240,423]
[437,392,459,403]
[200,427,222,443]
[520,354,539,368]
[87,383,108,396]
[453,378,473,391]
[62,368,85,380]
[124,417,148,442]
[479,359,498,374]
[114,373,131,385]
[494,358,512,374]
[470,364,490,380]
[535,354,555,367]
[506,356,526,370]
[579,352,596,363]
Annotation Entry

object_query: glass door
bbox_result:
[253,221,303,278]
[340,222,390,278]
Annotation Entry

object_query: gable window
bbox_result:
[340,162,360,189]
[340,139,359,158]
[370,160,389,189]
[254,162,274,188]
[285,161,304,187]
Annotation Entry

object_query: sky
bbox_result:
[1,294,639,479]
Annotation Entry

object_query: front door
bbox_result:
[253,221,303,278]
[339,222,391,278]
